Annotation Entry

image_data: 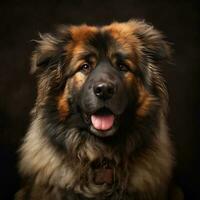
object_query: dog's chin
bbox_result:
[83,107,120,138]
[90,124,118,137]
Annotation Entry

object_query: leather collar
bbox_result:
[92,158,115,185]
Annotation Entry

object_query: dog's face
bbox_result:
[73,28,139,137]
[78,56,131,137]
[32,20,170,141]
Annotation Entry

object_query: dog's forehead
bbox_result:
[66,23,139,56]
[68,24,98,42]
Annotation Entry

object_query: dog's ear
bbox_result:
[131,20,172,64]
[31,33,65,74]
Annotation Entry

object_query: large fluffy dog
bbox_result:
[16,20,174,200]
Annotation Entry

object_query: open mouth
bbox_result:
[84,108,118,137]
[91,108,115,131]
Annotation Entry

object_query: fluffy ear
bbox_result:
[31,33,63,74]
[131,20,172,63]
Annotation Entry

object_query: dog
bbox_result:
[16,20,174,200]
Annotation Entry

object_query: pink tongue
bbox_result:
[91,115,114,131]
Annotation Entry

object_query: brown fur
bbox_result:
[57,89,69,121]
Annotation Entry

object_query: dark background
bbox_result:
[0,0,199,199]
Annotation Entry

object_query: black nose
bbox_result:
[93,83,116,100]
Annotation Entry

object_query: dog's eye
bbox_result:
[118,64,129,72]
[80,63,92,73]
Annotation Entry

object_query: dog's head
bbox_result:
[32,20,170,140]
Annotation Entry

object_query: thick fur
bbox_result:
[16,20,174,200]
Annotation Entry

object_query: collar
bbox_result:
[92,158,115,185]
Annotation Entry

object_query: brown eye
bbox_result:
[118,64,129,72]
[80,63,92,73]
